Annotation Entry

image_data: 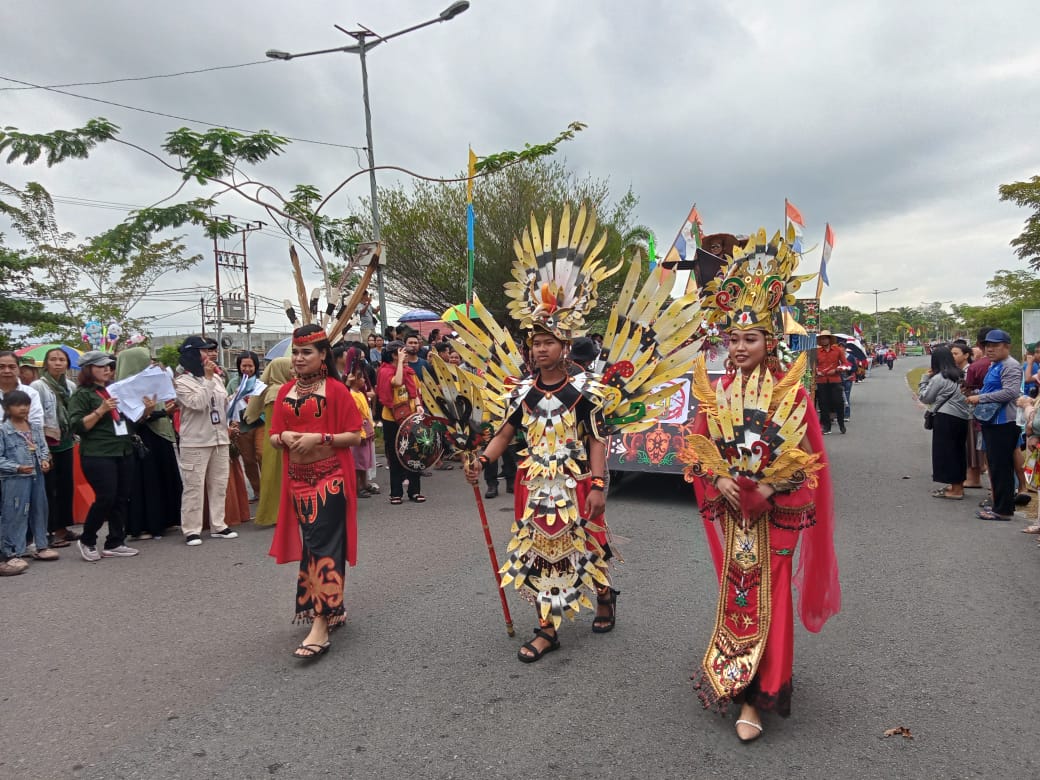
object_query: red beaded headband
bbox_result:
[292,330,327,347]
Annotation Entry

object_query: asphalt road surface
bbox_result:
[3,356,1037,779]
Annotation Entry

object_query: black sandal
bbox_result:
[408,494,426,503]
[592,587,620,633]
[517,627,560,663]
[292,641,330,661]
[389,496,403,505]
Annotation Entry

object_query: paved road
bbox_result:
[3,357,1038,779]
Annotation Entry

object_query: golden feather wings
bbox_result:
[597,260,706,434]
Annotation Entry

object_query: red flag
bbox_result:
[785,199,805,230]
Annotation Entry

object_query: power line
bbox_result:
[0,75,367,151]
[0,60,275,91]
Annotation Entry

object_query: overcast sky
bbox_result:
[2,0,1038,336]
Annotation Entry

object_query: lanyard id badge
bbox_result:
[113,419,129,436]
[210,396,222,426]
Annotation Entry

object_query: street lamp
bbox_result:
[266,1,471,335]
[854,287,898,346]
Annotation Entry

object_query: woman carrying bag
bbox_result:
[919,346,971,500]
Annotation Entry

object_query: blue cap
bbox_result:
[984,329,1011,344]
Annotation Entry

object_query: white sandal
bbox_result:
[735,718,763,742]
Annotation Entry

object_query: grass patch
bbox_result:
[906,366,926,394]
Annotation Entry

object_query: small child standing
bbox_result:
[345,349,377,497]
[0,390,55,566]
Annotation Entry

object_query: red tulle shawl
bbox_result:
[691,373,841,633]
[268,379,362,566]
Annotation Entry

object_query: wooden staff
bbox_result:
[464,451,515,637]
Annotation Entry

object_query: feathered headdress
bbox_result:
[699,226,815,334]
[504,203,624,342]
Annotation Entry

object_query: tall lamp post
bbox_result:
[267,1,471,335]
[854,287,898,345]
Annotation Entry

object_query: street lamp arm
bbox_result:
[266,44,362,60]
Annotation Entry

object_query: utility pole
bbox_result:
[854,288,898,345]
[212,219,264,367]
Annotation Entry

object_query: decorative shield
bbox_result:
[395,413,445,473]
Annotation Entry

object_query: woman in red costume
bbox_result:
[683,229,841,742]
[268,325,363,661]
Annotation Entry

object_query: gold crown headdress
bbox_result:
[699,226,815,334]
[504,203,623,341]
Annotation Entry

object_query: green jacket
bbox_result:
[68,385,134,457]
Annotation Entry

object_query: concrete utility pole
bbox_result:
[212,219,264,366]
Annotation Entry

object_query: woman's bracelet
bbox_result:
[477,454,489,467]
[322,433,333,446]
[589,476,606,491]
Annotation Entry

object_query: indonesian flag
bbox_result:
[853,322,864,339]
[819,223,834,286]
[785,199,805,252]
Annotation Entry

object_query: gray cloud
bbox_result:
[2,0,1038,335]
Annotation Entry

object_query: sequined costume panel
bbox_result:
[691,494,811,716]
[497,374,610,629]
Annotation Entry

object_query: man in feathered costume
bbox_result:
[418,203,706,662]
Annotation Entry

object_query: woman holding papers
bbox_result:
[115,347,182,540]
[68,350,157,561]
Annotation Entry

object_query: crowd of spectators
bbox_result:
[918,327,1040,534]
[0,321,482,576]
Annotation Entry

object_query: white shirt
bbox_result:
[0,382,45,428]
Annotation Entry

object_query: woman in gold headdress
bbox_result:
[682,229,841,742]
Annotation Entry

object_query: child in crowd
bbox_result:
[1019,396,1040,536]
[346,349,378,497]
[0,390,55,570]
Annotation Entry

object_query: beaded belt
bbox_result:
[288,455,340,486]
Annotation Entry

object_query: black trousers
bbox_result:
[80,454,132,549]
[817,382,845,429]
[45,447,75,534]
[931,413,968,485]
[381,419,421,499]
[485,445,517,488]
[981,421,1020,516]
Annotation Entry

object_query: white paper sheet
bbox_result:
[106,365,177,422]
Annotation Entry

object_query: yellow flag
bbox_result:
[466,147,477,203]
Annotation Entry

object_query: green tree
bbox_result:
[999,175,1040,269]
[0,119,587,312]
[155,344,181,369]
[354,159,644,327]
[953,269,1040,348]
[3,181,201,339]
[820,305,867,336]
[0,182,78,346]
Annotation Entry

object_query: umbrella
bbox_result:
[264,336,291,360]
[831,333,854,341]
[398,309,440,323]
[843,340,868,362]
[442,304,480,322]
[15,344,83,369]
